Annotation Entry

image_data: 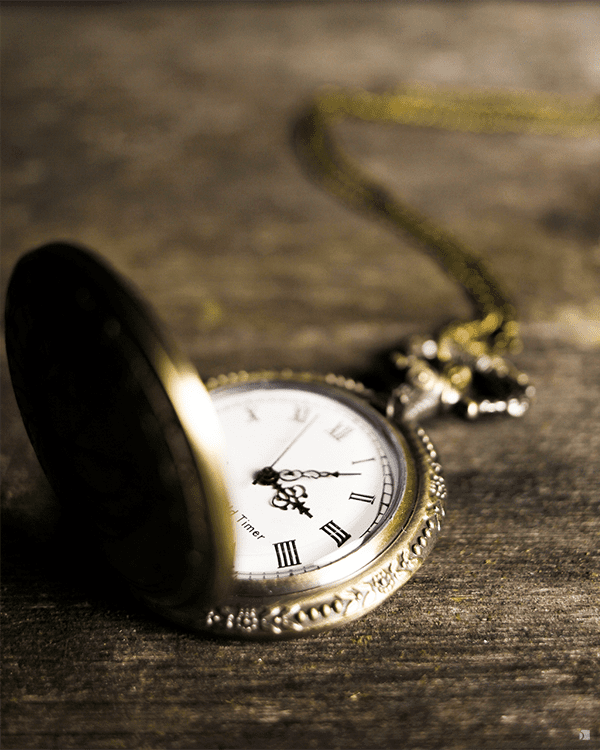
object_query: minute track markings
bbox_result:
[209,380,408,585]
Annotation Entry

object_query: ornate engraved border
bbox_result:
[197,426,445,638]
[151,372,446,639]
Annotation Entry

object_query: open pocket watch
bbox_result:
[5,242,448,639]
[7,84,590,639]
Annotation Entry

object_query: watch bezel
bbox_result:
[151,370,446,639]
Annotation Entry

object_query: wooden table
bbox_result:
[2,3,599,748]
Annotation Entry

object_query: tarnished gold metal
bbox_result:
[293,84,600,420]
[6,86,598,639]
[147,370,446,639]
[5,244,234,614]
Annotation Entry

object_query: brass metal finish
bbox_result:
[148,370,446,639]
[293,85,600,420]
[4,243,234,614]
[7,85,595,638]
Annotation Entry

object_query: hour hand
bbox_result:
[271,484,313,517]
[251,467,360,519]
[252,466,313,517]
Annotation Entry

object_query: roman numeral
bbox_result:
[292,404,310,423]
[320,520,351,547]
[274,540,301,568]
[246,407,259,422]
[349,491,375,504]
[327,422,353,441]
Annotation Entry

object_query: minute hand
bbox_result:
[278,470,361,481]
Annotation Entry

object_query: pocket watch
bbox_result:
[4,243,447,639]
[8,83,588,639]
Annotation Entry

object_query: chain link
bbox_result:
[293,84,600,420]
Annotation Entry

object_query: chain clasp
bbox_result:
[386,321,535,423]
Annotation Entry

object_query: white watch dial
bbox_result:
[210,380,406,580]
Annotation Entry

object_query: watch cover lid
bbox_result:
[4,242,234,616]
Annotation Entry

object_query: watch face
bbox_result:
[209,378,415,591]
[6,246,445,640]
[197,372,445,638]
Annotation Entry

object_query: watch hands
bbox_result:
[272,484,313,517]
[267,415,319,468]
[253,417,363,516]
[253,468,313,516]
[253,466,360,518]
[250,416,319,516]
[279,469,361,481]
[254,467,360,484]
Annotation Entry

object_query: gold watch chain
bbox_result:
[293,84,600,419]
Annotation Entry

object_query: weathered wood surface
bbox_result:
[1,3,599,749]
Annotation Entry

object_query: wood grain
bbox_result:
[1,3,599,749]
